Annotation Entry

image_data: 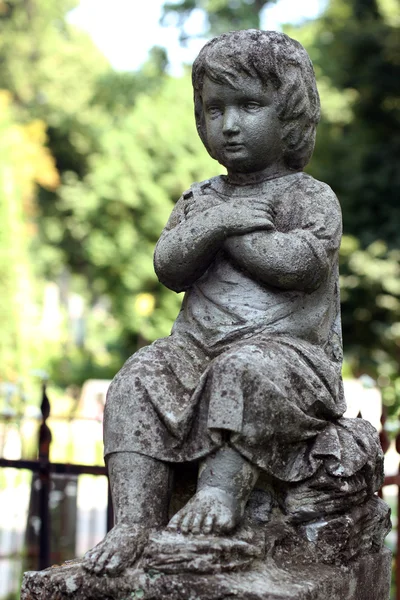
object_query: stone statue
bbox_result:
[21,30,391,600]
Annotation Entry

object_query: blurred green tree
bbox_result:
[0,0,109,386]
[0,0,213,383]
[305,0,400,247]
[47,73,220,378]
[0,2,220,382]
[162,0,275,40]
[288,0,400,411]
[0,0,108,124]
[0,91,59,383]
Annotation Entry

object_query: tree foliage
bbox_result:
[283,0,399,412]
[0,0,107,119]
[0,91,59,382]
[162,0,275,40]
[0,0,222,385]
[45,75,219,355]
[307,0,400,247]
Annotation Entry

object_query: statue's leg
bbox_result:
[83,451,171,576]
[168,444,259,535]
[166,336,337,537]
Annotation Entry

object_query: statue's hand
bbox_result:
[217,199,275,237]
[183,195,274,238]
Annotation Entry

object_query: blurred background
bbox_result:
[0,0,399,597]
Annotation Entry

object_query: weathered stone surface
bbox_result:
[21,28,392,599]
[21,495,391,598]
[142,528,264,574]
[273,496,391,566]
[21,548,392,600]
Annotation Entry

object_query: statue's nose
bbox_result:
[222,107,240,134]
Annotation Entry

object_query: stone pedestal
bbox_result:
[21,547,391,600]
[21,494,392,600]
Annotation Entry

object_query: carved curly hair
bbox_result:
[192,30,321,171]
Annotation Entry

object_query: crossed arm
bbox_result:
[154,191,341,294]
[224,229,330,292]
[154,195,273,292]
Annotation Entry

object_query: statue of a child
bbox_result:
[83,30,383,577]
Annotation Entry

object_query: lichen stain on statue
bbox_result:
[21,30,391,600]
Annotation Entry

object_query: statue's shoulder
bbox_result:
[293,173,341,216]
[183,176,222,200]
[298,173,339,201]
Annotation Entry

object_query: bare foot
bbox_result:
[167,487,241,535]
[82,523,149,576]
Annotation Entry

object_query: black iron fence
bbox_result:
[0,383,113,596]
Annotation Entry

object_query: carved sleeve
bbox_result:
[224,183,342,292]
[153,189,225,293]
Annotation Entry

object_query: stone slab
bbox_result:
[21,547,391,600]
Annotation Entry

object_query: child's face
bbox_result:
[202,74,284,175]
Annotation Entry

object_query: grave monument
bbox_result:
[21,29,391,600]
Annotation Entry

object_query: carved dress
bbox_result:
[104,172,381,485]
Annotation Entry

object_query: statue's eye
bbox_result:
[243,101,260,110]
[207,106,223,118]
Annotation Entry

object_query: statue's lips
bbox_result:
[224,143,245,151]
